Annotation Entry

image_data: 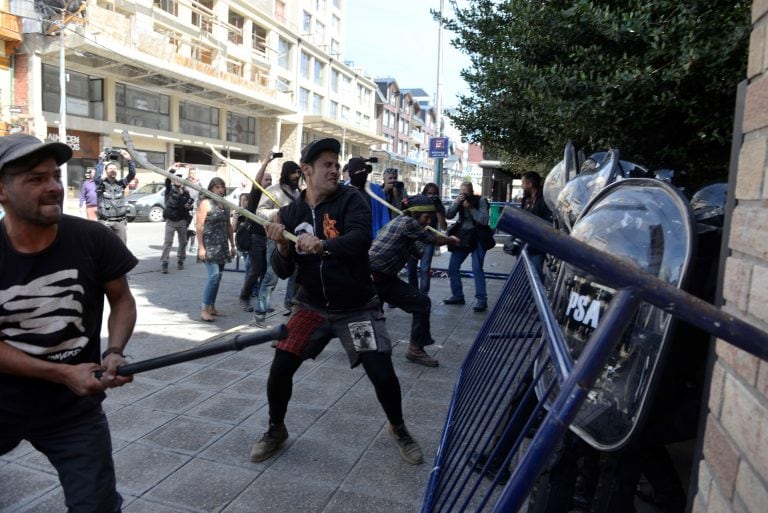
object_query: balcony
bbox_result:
[37,2,293,117]
[0,11,22,48]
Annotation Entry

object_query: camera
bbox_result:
[394,181,405,190]
[366,157,378,163]
[103,148,121,162]
[272,152,284,158]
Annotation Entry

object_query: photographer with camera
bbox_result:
[444,182,491,312]
[381,168,404,220]
[94,148,135,244]
[160,164,194,273]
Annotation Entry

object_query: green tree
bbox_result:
[441,0,750,183]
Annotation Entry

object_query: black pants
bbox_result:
[0,405,122,513]
[373,273,434,349]
[267,349,403,426]
[240,234,266,300]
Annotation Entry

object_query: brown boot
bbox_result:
[405,346,439,367]
[201,306,215,322]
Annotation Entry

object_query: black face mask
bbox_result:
[350,171,368,188]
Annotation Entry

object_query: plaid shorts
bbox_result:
[277,300,392,367]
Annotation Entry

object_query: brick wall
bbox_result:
[692,2,768,512]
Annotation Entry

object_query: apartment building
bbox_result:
[372,78,438,195]
[7,0,383,196]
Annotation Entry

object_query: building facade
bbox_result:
[8,0,383,196]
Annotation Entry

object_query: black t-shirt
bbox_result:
[0,215,138,418]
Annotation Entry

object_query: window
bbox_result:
[333,0,341,8]
[227,59,244,77]
[331,14,340,32]
[330,70,339,92]
[192,45,213,65]
[275,0,286,23]
[315,21,325,42]
[179,100,219,138]
[300,52,311,79]
[313,60,325,86]
[329,101,338,118]
[316,0,325,13]
[278,38,291,69]
[228,10,244,45]
[299,88,310,111]
[341,105,350,122]
[330,39,340,56]
[252,24,267,55]
[312,93,323,115]
[116,83,170,130]
[154,0,178,16]
[302,11,312,33]
[227,112,257,145]
[191,0,213,32]
[42,65,104,119]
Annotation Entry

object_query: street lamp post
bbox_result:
[434,0,445,196]
[58,24,68,197]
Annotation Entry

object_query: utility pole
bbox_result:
[434,0,445,196]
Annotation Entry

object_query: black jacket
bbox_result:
[272,185,376,310]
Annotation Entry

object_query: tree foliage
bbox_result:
[441,0,750,183]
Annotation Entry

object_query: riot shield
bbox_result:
[537,178,695,450]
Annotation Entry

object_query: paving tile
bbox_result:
[0,463,60,512]
[114,443,191,495]
[179,367,246,390]
[222,474,334,513]
[108,406,177,441]
[322,489,419,513]
[133,383,216,414]
[140,416,231,454]
[146,459,256,511]
[186,393,258,424]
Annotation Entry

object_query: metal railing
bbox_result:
[421,206,768,512]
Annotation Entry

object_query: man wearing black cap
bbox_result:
[0,134,138,512]
[369,195,459,367]
[343,156,390,237]
[253,137,424,466]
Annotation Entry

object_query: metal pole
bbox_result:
[434,0,445,194]
[58,24,68,201]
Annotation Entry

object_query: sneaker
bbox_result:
[161,262,168,274]
[239,298,254,312]
[388,424,423,465]
[405,347,439,367]
[473,300,488,312]
[443,296,465,305]
[177,261,184,270]
[250,423,288,462]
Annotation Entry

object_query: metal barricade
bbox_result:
[421,206,768,513]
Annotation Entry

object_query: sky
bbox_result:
[343,1,471,108]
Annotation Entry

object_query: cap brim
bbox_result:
[2,141,72,172]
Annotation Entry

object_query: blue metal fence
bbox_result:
[421,206,768,513]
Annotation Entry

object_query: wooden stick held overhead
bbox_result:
[207,144,281,206]
[120,131,297,243]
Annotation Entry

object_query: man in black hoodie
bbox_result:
[251,138,423,466]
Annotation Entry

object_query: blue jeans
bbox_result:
[448,242,487,301]
[202,261,224,307]
[406,243,436,294]
[0,405,122,513]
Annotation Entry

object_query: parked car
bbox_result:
[127,188,166,223]
[129,182,165,196]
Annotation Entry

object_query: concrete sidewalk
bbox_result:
[0,222,514,513]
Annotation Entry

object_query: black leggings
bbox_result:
[267,349,403,426]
